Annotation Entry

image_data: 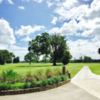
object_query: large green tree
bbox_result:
[27,33,71,66]
[50,34,70,66]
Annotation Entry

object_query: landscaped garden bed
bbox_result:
[0,67,70,95]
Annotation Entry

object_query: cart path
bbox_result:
[71,66,100,99]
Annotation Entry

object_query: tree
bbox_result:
[98,48,100,54]
[0,50,15,65]
[27,33,71,66]
[28,35,41,62]
[13,57,20,63]
[0,55,5,65]
[24,52,38,64]
[83,56,92,62]
[39,32,51,62]
[50,34,69,66]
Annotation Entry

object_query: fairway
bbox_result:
[0,63,100,78]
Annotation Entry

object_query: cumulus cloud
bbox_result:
[51,17,58,25]
[68,39,100,59]
[15,25,45,37]
[48,0,100,59]
[0,18,15,45]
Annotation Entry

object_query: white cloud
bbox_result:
[8,0,14,5]
[9,45,28,61]
[51,17,57,25]
[68,39,100,59]
[49,19,81,35]
[15,25,45,36]
[0,18,15,45]
[18,6,25,10]
[48,0,100,59]
[0,0,3,4]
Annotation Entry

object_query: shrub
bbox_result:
[24,82,32,88]
[47,78,54,85]
[10,83,25,90]
[1,69,18,83]
[60,75,67,81]
[0,83,10,90]
[41,80,48,87]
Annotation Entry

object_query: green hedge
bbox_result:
[0,75,68,90]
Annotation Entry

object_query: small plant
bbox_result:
[10,83,25,90]
[45,69,54,78]
[1,69,18,83]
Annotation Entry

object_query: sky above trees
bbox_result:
[0,0,100,60]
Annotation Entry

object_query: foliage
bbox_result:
[50,34,68,65]
[0,50,15,65]
[1,69,18,83]
[0,75,68,90]
[13,57,20,63]
[62,51,72,65]
[39,32,51,62]
[98,48,100,54]
[27,33,71,65]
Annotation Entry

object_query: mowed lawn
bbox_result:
[0,63,100,78]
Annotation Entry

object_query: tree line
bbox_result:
[71,56,100,63]
[0,50,20,65]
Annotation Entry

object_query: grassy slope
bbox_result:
[0,63,100,78]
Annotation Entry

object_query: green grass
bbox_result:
[0,63,100,78]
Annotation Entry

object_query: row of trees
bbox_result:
[24,33,72,66]
[71,48,100,63]
[0,50,20,65]
[71,56,100,63]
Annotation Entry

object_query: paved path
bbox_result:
[0,83,99,100]
[71,66,100,99]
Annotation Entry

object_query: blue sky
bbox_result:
[0,0,100,60]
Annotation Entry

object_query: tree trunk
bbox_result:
[62,64,66,74]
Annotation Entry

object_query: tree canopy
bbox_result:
[26,32,71,65]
